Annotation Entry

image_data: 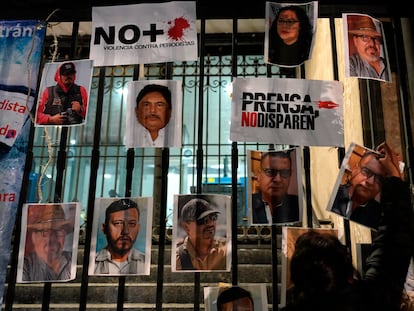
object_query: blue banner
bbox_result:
[0,20,45,307]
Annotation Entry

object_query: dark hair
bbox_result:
[290,231,356,301]
[136,84,172,109]
[216,286,254,310]
[261,150,292,167]
[268,5,313,65]
[104,199,140,226]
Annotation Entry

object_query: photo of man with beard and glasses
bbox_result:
[172,194,231,272]
[17,202,80,283]
[327,142,404,230]
[89,197,153,276]
[344,13,391,82]
[125,80,182,148]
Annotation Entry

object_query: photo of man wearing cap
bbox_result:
[17,203,80,282]
[172,194,231,272]
[344,13,390,82]
[125,80,182,148]
[35,59,93,126]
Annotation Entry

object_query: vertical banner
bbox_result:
[90,1,198,66]
[0,20,45,306]
[230,77,344,147]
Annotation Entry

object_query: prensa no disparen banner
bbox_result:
[90,1,198,66]
[230,77,344,147]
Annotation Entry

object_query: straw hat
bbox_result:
[27,204,72,231]
[348,16,381,38]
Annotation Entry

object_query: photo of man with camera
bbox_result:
[35,60,92,126]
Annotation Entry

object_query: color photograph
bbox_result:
[172,194,231,272]
[89,197,153,276]
[248,147,303,225]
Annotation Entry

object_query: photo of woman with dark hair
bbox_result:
[266,3,316,67]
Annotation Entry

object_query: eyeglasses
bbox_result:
[261,168,291,178]
[34,228,66,238]
[196,214,218,225]
[359,166,385,185]
[354,34,382,44]
[277,19,299,27]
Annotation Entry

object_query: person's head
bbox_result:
[102,199,141,258]
[349,16,382,63]
[28,204,72,265]
[135,84,172,140]
[271,5,312,46]
[257,151,292,205]
[58,62,77,88]
[179,198,220,245]
[216,286,254,311]
[348,151,385,205]
[290,230,355,300]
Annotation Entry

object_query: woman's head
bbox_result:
[273,5,312,46]
[290,231,355,297]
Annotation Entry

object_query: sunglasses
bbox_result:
[196,213,218,225]
[359,166,385,185]
[261,168,291,178]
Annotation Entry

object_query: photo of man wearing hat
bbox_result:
[172,194,231,272]
[17,203,80,282]
[35,59,93,126]
[344,13,390,82]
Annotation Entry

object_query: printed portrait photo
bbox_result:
[247,147,303,226]
[326,142,386,230]
[34,59,94,127]
[125,79,183,148]
[88,197,153,276]
[280,226,339,307]
[265,1,318,67]
[343,13,391,82]
[16,202,81,283]
[204,283,268,311]
[171,194,232,272]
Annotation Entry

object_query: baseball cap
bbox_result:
[180,198,219,222]
[60,62,76,75]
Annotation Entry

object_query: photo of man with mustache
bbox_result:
[93,198,146,275]
[125,81,182,148]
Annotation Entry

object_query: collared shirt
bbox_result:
[23,251,72,282]
[94,247,146,275]
[133,122,167,147]
[176,236,227,271]
[349,53,389,81]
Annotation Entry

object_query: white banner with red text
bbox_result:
[91,1,198,66]
[230,77,344,147]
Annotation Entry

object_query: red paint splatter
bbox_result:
[318,101,339,109]
[167,17,190,41]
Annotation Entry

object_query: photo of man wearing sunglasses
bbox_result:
[173,195,231,272]
[328,142,404,230]
[250,149,301,225]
